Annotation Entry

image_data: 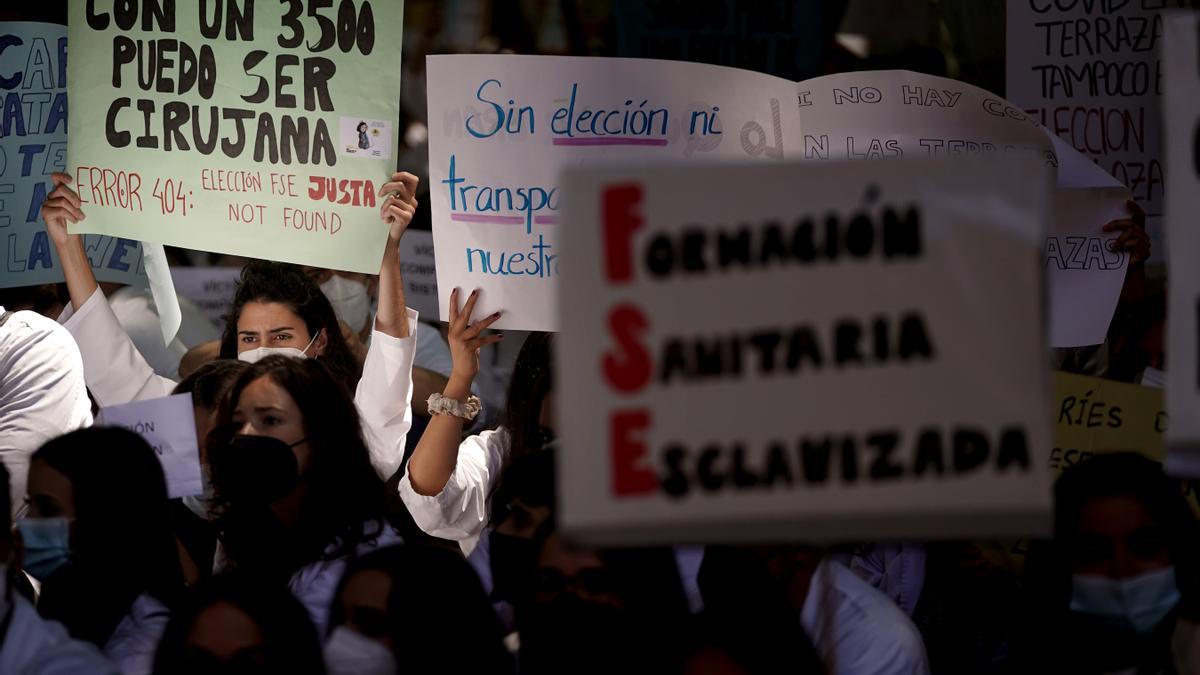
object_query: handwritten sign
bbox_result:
[1007,0,1178,257]
[0,21,147,288]
[1052,372,1167,472]
[99,393,203,498]
[399,228,438,320]
[557,156,1054,544]
[170,266,242,326]
[429,58,1066,331]
[1163,13,1200,477]
[66,1,405,274]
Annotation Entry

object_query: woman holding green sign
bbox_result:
[39,170,423,483]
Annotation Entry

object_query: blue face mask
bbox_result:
[1071,566,1181,634]
[17,517,71,582]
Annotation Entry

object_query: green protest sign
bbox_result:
[66,0,403,273]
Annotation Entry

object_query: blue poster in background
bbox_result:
[0,21,145,289]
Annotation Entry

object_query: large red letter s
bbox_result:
[603,304,651,394]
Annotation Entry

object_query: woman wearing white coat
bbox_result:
[39,171,423,482]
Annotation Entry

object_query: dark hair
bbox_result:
[32,427,184,646]
[173,359,250,409]
[0,283,68,316]
[152,573,325,675]
[209,356,387,572]
[219,261,362,388]
[357,121,368,131]
[502,332,554,463]
[489,445,556,529]
[375,544,513,673]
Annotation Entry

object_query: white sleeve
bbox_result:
[397,428,510,542]
[355,308,419,480]
[58,288,177,406]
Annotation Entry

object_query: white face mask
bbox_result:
[321,275,371,333]
[324,625,396,675]
[237,329,321,364]
[181,464,214,521]
[1071,566,1181,634]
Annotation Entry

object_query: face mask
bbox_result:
[17,517,71,581]
[489,531,541,605]
[321,275,370,334]
[324,625,397,675]
[181,464,215,521]
[237,329,321,364]
[215,435,303,505]
[1071,566,1181,634]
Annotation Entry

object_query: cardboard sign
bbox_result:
[557,156,1054,544]
[65,1,404,274]
[171,266,243,327]
[399,229,438,320]
[1163,13,1200,477]
[1007,0,1177,257]
[100,393,203,499]
[0,21,147,289]
[1052,372,1167,472]
[428,58,1058,331]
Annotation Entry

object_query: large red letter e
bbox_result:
[611,410,657,496]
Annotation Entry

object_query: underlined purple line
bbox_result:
[553,137,668,147]
[534,216,559,224]
[450,213,524,224]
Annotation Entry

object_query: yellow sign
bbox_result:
[1052,372,1169,472]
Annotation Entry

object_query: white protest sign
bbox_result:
[1007,0,1174,257]
[427,54,801,331]
[99,393,203,499]
[1163,13,1200,477]
[794,70,1056,163]
[1046,134,1132,347]
[399,229,439,320]
[171,267,243,327]
[558,156,1054,544]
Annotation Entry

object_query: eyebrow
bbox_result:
[237,327,295,335]
[251,405,286,413]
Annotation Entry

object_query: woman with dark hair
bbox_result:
[152,574,325,675]
[19,427,185,674]
[41,170,424,481]
[1015,452,1198,673]
[322,543,512,675]
[399,301,550,553]
[205,355,397,636]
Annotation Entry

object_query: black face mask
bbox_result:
[215,435,303,506]
[489,531,540,606]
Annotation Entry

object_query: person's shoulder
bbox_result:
[0,309,75,353]
[824,560,928,669]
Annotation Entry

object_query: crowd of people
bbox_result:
[0,161,1192,675]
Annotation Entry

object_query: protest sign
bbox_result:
[428,57,1059,331]
[1007,0,1177,256]
[171,266,242,326]
[99,393,203,498]
[557,156,1053,544]
[0,21,146,288]
[66,1,404,274]
[399,228,438,320]
[1163,13,1200,477]
[1052,372,1166,473]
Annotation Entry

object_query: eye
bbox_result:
[273,333,292,342]
[263,416,281,426]
[240,335,256,344]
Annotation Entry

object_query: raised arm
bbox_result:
[374,172,419,337]
[40,172,176,404]
[405,288,503,496]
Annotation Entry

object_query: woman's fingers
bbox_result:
[464,311,502,338]
[476,334,505,348]
[1101,218,1135,232]
[42,203,80,225]
[459,289,481,330]
[378,172,420,202]
[44,196,84,222]
[383,203,413,224]
[50,171,73,187]
[49,184,82,209]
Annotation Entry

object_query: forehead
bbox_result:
[235,376,298,412]
[237,301,304,332]
[28,458,73,496]
[187,601,264,656]
[1076,494,1156,536]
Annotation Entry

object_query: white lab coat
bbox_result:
[103,594,169,675]
[0,307,93,518]
[397,428,510,555]
[801,559,930,675]
[108,286,220,379]
[58,288,417,480]
[0,569,117,675]
[289,525,404,638]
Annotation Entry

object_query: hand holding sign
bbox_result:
[448,288,504,382]
[1102,200,1150,264]
[40,173,86,240]
[379,171,420,241]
